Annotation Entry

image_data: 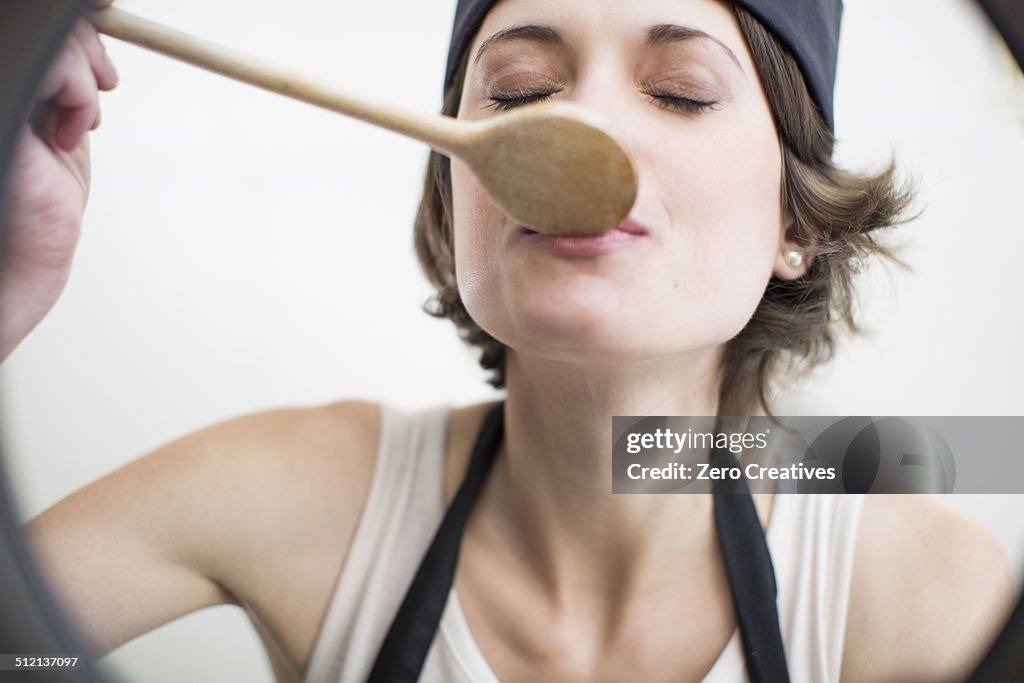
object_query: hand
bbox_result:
[0,1,118,361]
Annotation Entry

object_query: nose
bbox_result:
[564,57,636,134]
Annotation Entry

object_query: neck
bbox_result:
[488,349,724,602]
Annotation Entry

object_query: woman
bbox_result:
[2,0,1015,681]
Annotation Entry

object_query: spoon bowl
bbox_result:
[457,102,638,236]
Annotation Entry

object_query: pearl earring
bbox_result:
[786,250,804,268]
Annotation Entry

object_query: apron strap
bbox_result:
[366,402,504,683]
[368,402,790,682]
[713,485,791,683]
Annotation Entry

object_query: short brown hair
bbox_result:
[414,2,915,415]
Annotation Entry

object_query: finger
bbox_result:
[35,31,95,102]
[55,104,98,152]
[72,20,118,91]
[94,0,114,7]
[49,40,98,116]
[51,43,100,152]
[28,100,59,143]
[35,46,76,104]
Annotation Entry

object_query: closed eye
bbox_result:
[484,90,717,114]
[648,93,717,114]
[485,90,559,112]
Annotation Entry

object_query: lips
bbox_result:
[518,216,651,256]
[610,217,650,236]
[522,217,651,237]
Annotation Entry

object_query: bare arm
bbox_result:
[23,400,379,673]
[842,495,1016,683]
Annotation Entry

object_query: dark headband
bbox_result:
[445,0,843,131]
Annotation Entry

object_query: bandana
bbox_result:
[444,0,843,130]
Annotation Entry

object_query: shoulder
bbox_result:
[148,399,386,674]
[181,399,383,568]
[130,399,382,510]
[23,399,384,661]
[66,399,384,580]
[841,495,1015,682]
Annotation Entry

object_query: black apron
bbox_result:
[367,402,790,683]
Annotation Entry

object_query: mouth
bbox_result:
[518,217,650,256]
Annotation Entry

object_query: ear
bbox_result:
[772,211,813,280]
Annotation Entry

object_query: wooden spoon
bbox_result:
[89,7,638,236]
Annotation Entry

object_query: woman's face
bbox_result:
[451,0,802,367]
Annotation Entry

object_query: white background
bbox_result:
[2,0,1023,681]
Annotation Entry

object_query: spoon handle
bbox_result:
[89,7,471,154]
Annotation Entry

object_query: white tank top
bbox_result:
[302,404,865,683]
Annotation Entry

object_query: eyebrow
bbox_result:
[473,22,745,75]
[474,24,565,65]
[646,23,744,74]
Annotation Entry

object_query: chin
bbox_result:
[482,297,669,365]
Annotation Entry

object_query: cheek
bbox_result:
[661,121,781,246]
[653,124,783,323]
[451,158,506,331]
